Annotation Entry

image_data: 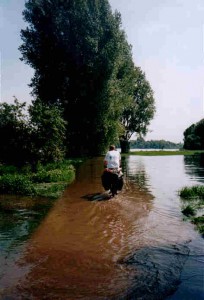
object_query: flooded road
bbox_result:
[0,155,204,299]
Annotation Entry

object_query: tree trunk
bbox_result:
[120,139,130,154]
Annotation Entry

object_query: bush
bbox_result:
[0,174,35,195]
[32,167,75,183]
[0,159,78,198]
[34,183,67,199]
[0,165,18,175]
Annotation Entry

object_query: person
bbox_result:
[102,145,123,196]
[104,145,121,170]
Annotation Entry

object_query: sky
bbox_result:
[1,0,204,143]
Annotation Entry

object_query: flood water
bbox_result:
[0,154,204,299]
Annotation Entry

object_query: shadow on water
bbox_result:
[82,192,112,201]
[0,156,204,299]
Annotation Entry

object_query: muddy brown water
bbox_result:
[0,155,204,299]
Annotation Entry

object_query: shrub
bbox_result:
[0,174,35,195]
[0,165,18,175]
[34,183,67,199]
[32,168,75,183]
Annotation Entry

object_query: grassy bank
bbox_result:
[127,150,204,156]
[0,159,83,201]
[179,185,204,235]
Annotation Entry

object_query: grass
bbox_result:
[179,185,204,199]
[192,216,204,236]
[179,185,204,235]
[34,182,69,199]
[0,159,82,200]
[127,150,204,156]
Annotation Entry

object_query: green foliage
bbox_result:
[128,150,204,156]
[130,138,183,149]
[120,67,155,140]
[181,205,196,217]
[32,168,75,183]
[0,165,18,175]
[179,185,204,235]
[192,216,204,235]
[119,67,156,153]
[193,215,204,224]
[0,174,35,195]
[29,99,66,163]
[179,185,204,199]
[0,159,77,198]
[34,183,68,199]
[0,98,66,166]
[183,119,204,150]
[19,0,137,156]
[0,98,31,165]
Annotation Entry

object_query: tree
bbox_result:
[0,98,30,165]
[120,66,155,153]
[194,119,204,149]
[19,0,133,156]
[0,98,66,166]
[29,99,67,164]
[183,119,204,150]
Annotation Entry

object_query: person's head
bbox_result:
[109,145,115,151]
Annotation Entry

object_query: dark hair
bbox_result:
[109,145,115,150]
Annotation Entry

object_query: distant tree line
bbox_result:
[183,119,204,150]
[0,0,156,166]
[129,138,183,149]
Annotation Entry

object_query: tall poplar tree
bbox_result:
[19,0,133,156]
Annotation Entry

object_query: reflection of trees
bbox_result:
[0,203,52,253]
[121,156,150,191]
[184,154,204,183]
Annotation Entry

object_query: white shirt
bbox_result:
[104,150,121,169]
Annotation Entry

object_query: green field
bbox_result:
[127,150,204,156]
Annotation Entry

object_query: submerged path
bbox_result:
[2,157,203,299]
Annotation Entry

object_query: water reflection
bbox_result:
[184,154,204,184]
[122,156,150,192]
[0,196,54,293]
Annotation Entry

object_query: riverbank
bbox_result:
[127,150,204,156]
[0,159,83,210]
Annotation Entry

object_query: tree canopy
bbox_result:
[19,0,156,157]
[120,66,155,140]
[0,98,66,166]
[119,67,155,152]
[183,119,204,150]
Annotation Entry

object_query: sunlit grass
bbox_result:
[179,185,204,199]
[128,150,204,156]
[179,185,204,235]
[0,159,78,199]
[34,182,69,199]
